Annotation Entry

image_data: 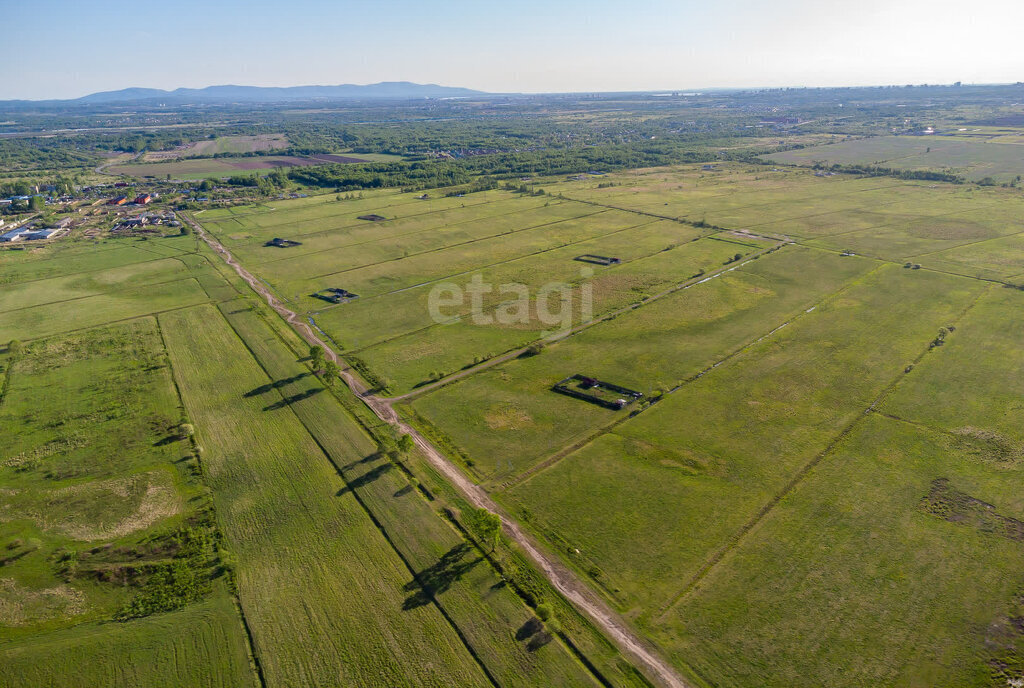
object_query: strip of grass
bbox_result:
[0,277,210,342]
[218,300,600,687]
[0,319,257,685]
[881,286,1024,448]
[0,586,258,688]
[159,303,494,687]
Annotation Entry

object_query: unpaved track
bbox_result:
[184,212,691,688]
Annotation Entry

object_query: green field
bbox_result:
[0,319,259,687]
[8,154,1024,687]
[181,161,1019,686]
[213,299,604,687]
[0,225,620,686]
[160,304,500,686]
[767,134,1024,182]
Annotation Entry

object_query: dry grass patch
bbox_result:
[484,404,534,430]
[0,579,86,626]
[0,471,183,541]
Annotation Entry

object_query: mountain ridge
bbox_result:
[5,82,489,105]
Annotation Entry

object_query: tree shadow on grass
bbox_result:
[262,387,322,411]
[335,462,393,497]
[403,543,482,610]
[341,453,381,471]
[392,484,414,498]
[244,372,310,397]
[153,435,184,447]
[515,616,553,651]
[527,630,554,652]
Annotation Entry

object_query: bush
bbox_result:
[535,603,553,622]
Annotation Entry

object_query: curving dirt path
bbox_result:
[183,212,691,688]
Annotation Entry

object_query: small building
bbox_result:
[1,226,26,242]
[575,254,621,266]
[266,237,302,248]
[1,224,62,242]
[312,287,359,304]
[134,193,153,205]
[108,196,128,206]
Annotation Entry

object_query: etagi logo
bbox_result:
[428,267,594,336]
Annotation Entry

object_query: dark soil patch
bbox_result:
[919,478,1024,542]
[308,154,369,164]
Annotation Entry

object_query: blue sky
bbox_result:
[3,0,1022,99]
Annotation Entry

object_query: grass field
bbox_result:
[0,319,259,686]
[160,303,499,686]
[143,134,289,161]
[216,299,603,687]
[409,246,875,481]
[0,587,257,687]
[767,134,1024,182]
[10,156,1024,686]
[502,267,984,609]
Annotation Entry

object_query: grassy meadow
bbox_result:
[767,134,1024,182]
[7,155,1024,687]
[0,319,258,687]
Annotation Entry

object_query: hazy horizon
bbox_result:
[3,0,1022,100]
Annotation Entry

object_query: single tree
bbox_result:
[323,360,340,387]
[7,339,22,355]
[398,433,415,455]
[468,508,502,552]
[309,345,325,371]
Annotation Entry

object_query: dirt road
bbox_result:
[184,212,691,688]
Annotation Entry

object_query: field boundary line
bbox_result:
[499,261,887,490]
[185,210,693,688]
[338,216,709,353]
[561,177,912,228]
[391,240,788,404]
[12,298,231,344]
[655,282,993,620]
[0,273,211,316]
[215,190,492,235]
[903,224,1024,261]
[241,197,565,263]
[0,250,191,288]
[283,207,613,285]
[0,347,18,408]
[323,214,666,314]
